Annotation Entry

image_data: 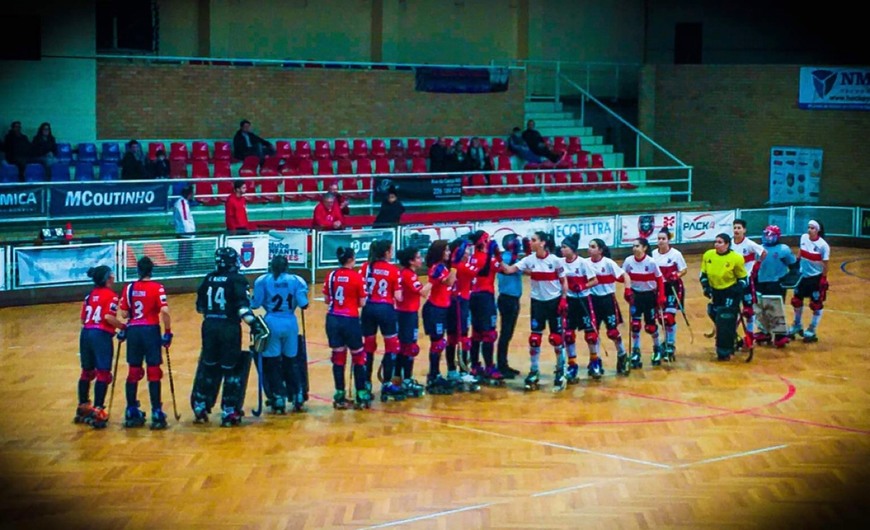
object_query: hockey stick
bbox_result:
[454,296,470,373]
[585,295,607,357]
[164,345,181,421]
[737,311,754,363]
[107,340,122,419]
[613,293,630,375]
[670,284,694,344]
[251,348,264,417]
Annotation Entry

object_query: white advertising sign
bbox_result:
[619,213,677,245]
[552,216,616,248]
[267,230,309,268]
[15,243,116,288]
[474,219,552,250]
[678,210,736,242]
[225,234,270,272]
[798,67,870,111]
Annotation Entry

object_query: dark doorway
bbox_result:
[675,22,702,64]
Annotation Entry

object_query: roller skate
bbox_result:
[90,407,109,429]
[150,408,168,430]
[332,390,352,410]
[291,389,306,413]
[629,348,643,369]
[523,370,540,391]
[586,357,603,380]
[774,335,790,348]
[552,368,567,393]
[651,344,663,367]
[270,395,287,415]
[193,401,210,423]
[616,354,631,376]
[483,365,506,387]
[664,343,676,362]
[380,381,406,402]
[74,401,94,424]
[497,364,518,380]
[427,374,455,395]
[753,332,771,346]
[803,328,818,343]
[788,324,803,339]
[402,378,425,398]
[566,363,581,384]
[354,388,373,409]
[469,365,486,383]
[220,407,243,427]
[460,371,481,391]
[123,402,146,428]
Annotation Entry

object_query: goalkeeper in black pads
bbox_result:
[192,247,269,427]
[699,233,748,361]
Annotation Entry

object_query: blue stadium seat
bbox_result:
[24,163,47,182]
[99,161,120,180]
[78,143,98,162]
[75,161,95,181]
[50,162,71,182]
[1,161,19,183]
[57,143,73,163]
[101,142,121,162]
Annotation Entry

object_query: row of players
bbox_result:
[72,219,830,428]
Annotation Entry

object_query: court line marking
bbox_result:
[361,502,495,529]
[840,258,870,281]
[673,443,788,468]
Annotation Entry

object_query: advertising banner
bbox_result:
[769,146,823,204]
[0,185,44,219]
[16,243,116,288]
[798,67,870,111]
[225,234,270,272]
[678,210,736,242]
[267,230,309,268]
[372,176,463,202]
[474,219,552,250]
[400,224,474,251]
[0,248,5,290]
[319,229,395,266]
[552,216,617,248]
[415,67,510,94]
[619,213,677,245]
[49,182,170,217]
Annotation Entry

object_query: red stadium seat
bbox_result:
[551,136,567,154]
[169,159,188,178]
[355,158,373,199]
[295,140,312,160]
[567,136,589,157]
[275,140,292,160]
[406,138,423,159]
[457,137,470,152]
[388,139,405,160]
[213,160,234,198]
[489,138,506,158]
[291,158,319,200]
[238,155,260,177]
[192,160,220,206]
[213,141,231,161]
[253,156,283,203]
[423,138,436,154]
[373,157,392,175]
[371,138,387,159]
[351,139,369,160]
[333,139,350,160]
[170,142,189,161]
[316,159,335,177]
[191,141,210,161]
[617,170,637,190]
[314,140,332,160]
[148,142,166,161]
[409,157,428,174]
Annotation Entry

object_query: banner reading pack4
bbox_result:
[552,217,616,248]
[225,235,270,271]
[319,229,395,265]
[678,210,736,242]
[268,230,308,268]
[620,213,676,244]
[49,182,170,217]
[0,185,44,219]
[15,243,116,288]
[400,224,474,251]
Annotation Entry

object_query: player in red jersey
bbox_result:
[396,247,431,397]
[118,257,172,429]
[446,237,477,383]
[75,265,125,429]
[359,240,404,401]
[421,240,457,393]
[323,246,370,409]
[467,230,504,384]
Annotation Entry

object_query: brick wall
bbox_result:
[97,63,525,141]
[646,65,870,208]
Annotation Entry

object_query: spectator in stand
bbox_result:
[445,143,467,173]
[522,120,565,164]
[149,149,170,179]
[225,180,250,235]
[312,192,344,230]
[173,185,196,271]
[428,137,448,173]
[31,122,57,172]
[466,136,492,171]
[326,181,351,215]
[121,140,148,180]
[507,127,544,164]
[4,121,31,179]
[232,119,275,165]
[373,186,405,228]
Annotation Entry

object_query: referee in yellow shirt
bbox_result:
[699,233,748,360]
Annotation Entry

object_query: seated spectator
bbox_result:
[373,186,405,228]
[31,122,57,171]
[232,119,275,164]
[522,119,565,164]
[445,144,467,173]
[121,140,148,180]
[428,136,448,173]
[466,136,492,171]
[148,149,170,179]
[225,180,250,235]
[312,192,344,230]
[4,121,31,179]
[507,127,544,164]
[326,181,351,215]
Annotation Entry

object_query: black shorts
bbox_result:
[530,297,561,334]
[126,324,162,367]
[446,296,470,336]
[712,284,742,311]
[566,296,595,333]
[629,290,657,326]
[80,328,114,371]
[396,310,419,344]
[201,318,242,370]
[794,274,822,301]
[326,313,363,350]
[422,302,448,339]
[469,291,497,332]
[590,293,621,330]
[361,302,398,337]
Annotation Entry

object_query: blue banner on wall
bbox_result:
[0,185,45,218]
[798,67,870,110]
[415,67,510,93]
[49,182,170,217]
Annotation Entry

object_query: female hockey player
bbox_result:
[422,240,457,394]
[558,233,599,381]
[700,233,749,361]
[622,238,667,368]
[652,227,688,361]
[396,247,431,398]
[586,238,630,375]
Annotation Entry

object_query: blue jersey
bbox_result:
[758,243,796,283]
[497,251,523,297]
[251,273,309,319]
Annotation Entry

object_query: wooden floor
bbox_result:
[1,247,869,530]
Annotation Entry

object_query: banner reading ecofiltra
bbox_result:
[49,182,170,217]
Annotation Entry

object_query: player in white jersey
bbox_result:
[623,238,666,368]
[732,219,766,341]
[790,220,830,342]
[652,227,688,360]
[559,233,600,381]
[501,231,568,390]
[586,238,630,375]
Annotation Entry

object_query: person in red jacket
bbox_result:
[225,180,250,235]
[312,192,344,230]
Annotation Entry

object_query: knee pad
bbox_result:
[528,333,542,348]
[564,329,576,345]
[664,312,677,327]
[331,348,348,366]
[146,365,163,382]
[809,300,824,311]
[430,338,447,354]
[127,365,145,383]
[644,323,658,335]
[548,332,563,347]
[80,369,96,382]
[363,335,377,354]
[470,330,484,342]
[402,342,421,357]
[791,295,803,309]
[483,330,498,343]
[446,334,458,347]
[383,335,400,354]
[95,370,112,384]
[742,305,754,318]
[584,330,599,345]
[350,348,367,366]
[606,328,620,341]
[630,320,642,333]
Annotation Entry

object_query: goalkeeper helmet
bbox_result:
[762,225,781,246]
[215,247,240,273]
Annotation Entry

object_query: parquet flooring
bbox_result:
[1,246,868,530]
